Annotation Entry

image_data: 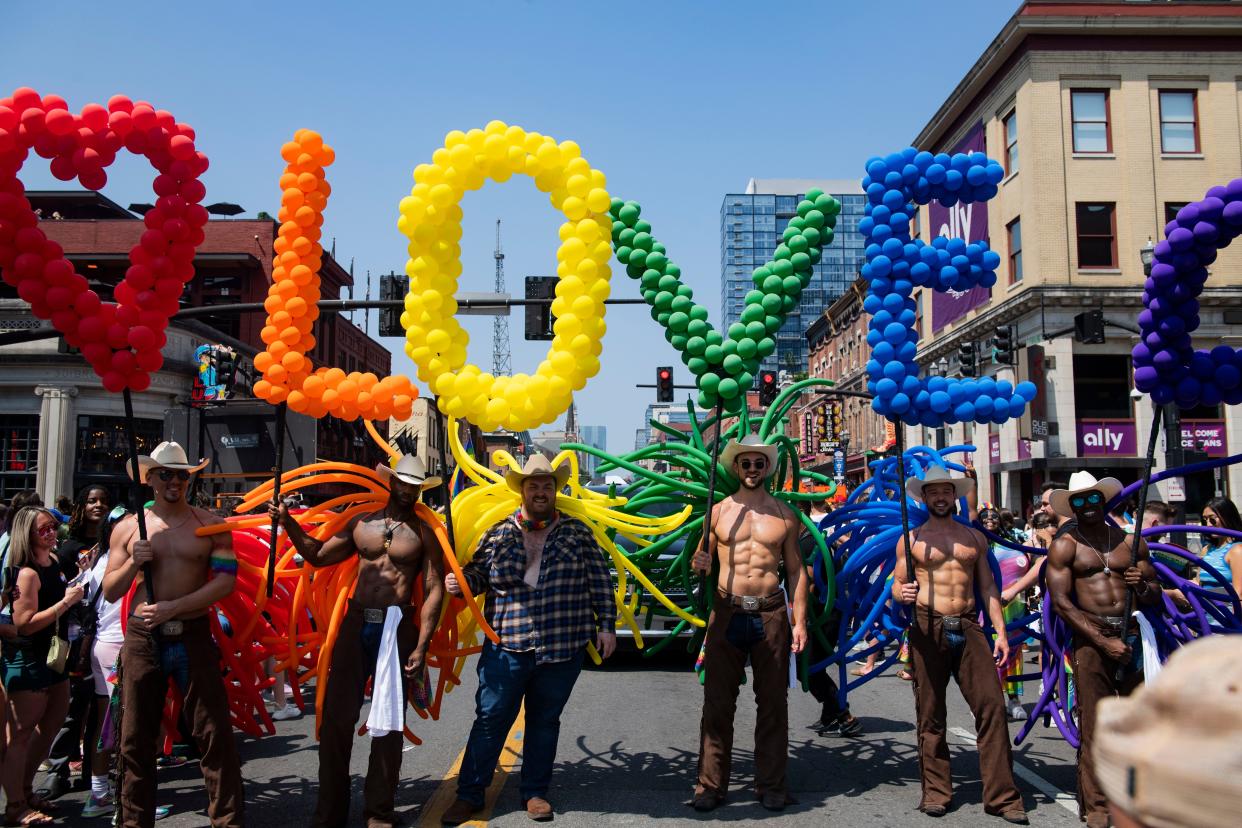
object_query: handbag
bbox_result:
[47,633,69,673]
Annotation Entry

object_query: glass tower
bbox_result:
[720,179,866,375]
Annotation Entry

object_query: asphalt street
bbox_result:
[44,646,1084,827]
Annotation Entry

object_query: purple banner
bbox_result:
[929,122,991,332]
[1181,420,1227,458]
[1077,420,1137,457]
[989,433,1000,464]
[1017,437,1031,461]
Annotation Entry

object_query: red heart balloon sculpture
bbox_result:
[0,87,209,392]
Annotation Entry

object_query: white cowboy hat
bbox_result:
[1049,470,1123,519]
[906,466,975,503]
[504,454,572,495]
[375,455,442,491]
[1094,635,1242,828]
[128,441,209,483]
[720,433,779,478]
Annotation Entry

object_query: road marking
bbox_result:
[948,727,1078,815]
[418,705,525,827]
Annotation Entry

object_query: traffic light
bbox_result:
[524,276,557,340]
[758,371,778,407]
[830,401,843,442]
[378,273,409,337]
[991,325,1016,365]
[1074,309,1105,344]
[656,366,674,402]
[958,341,978,377]
[815,402,828,438]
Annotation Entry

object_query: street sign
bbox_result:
[1166,476,1186,503]
[834,450,845,477]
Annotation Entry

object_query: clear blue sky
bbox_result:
[3,0,1019,453]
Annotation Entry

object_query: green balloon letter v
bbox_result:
[609,190,841,413]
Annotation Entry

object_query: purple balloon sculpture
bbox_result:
[1133,177,1242,407]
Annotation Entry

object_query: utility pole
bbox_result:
[493,219,512,376]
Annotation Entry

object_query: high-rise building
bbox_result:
[720,179,866,375]
[578,425,607,479]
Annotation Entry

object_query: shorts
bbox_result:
[1,647,69,693]
[92,638,123,696]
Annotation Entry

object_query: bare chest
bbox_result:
[136,522,212,567]
[353,517,424,569]
[718,504,787,548]
[914,537,978,572]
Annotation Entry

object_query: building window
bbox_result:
[0,415,38,499]
[1003,109,1019,174]
[75,415,163,477]
[1164,202,1189,227]
[1158,90,1198,154]
[1071,90,1111,153]
[1007,218,1023,283]
[1076,203,1117,268]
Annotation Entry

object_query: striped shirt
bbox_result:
[462,513,616,664]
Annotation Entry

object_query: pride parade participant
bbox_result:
[893,468,1027,824]
[272,454,446,828]
[692,434,808,813]
[1045,472,1161,828]
[102,442,243,828]
[441,455,616,824]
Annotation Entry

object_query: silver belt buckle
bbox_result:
[363,608,386,624]
[941,616,963,632]
[160,620,184,636]
[741,595,760,612]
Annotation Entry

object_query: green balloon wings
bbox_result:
[609,190,842,412]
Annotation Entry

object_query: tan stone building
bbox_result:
[899,0,1242,513]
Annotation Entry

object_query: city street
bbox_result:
[50,648,1083,827]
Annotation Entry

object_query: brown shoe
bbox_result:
[440,799,481,825]
[524,797,554,821]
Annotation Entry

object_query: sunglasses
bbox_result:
[156,469,191,482]
[738,459,767,471]
[36,523,58,536]
[1204,514,1222,526]
[1070,491,1104,509]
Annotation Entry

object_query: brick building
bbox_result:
[0,191,391,505]
[894,0,1242,512]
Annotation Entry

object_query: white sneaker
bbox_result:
[271,704,302,721]
[1007,698,1028,721]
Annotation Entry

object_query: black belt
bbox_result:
[718,591,784,613]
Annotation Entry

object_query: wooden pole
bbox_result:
[266,402,288,598]
[122,389,155,602]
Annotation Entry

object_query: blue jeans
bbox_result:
[457,641,584,805]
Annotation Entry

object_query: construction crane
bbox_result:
[492,219,512,377]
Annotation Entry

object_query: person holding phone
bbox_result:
[1,506,83,826]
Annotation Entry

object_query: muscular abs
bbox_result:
[907,525,986,616]
[1061,532,1132,617]
[124,509,219,618]
[351,514,424,608]
[712,497,791,597]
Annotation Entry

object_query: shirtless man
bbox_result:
[1044,472,1161,828]
[690,434,807,813]
[272,454,446,828]
[102,442,243,828]
[892,467,1026,824]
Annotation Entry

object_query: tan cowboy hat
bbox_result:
[719,433,779,478]
[1094,635,1242,828]
[906,466,974,502]
[1049,470,1123,519]
[375,455,442,491]
[128,441,209,483]
[505,454,571,495]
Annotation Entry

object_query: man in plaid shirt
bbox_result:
[441,456,616,824]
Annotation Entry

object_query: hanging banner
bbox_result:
[929,122,992,332]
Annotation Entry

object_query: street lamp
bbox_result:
[1140,237,1155,276]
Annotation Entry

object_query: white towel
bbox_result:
[365,607,405,738]
[1133,610,1162,682]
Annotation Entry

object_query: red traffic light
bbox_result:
[659,369,671,380]
[762,372,775,383]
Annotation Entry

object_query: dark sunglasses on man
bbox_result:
[739,459,767,471]
[155,468,191,482]
[1070,491,1104,509]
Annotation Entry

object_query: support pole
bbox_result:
[894,420,914,585]
[434,399,457,552]
[267,402,288,598]
[693,396,727,618]
[122,389,154,602]
[1117,403,1163,680]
